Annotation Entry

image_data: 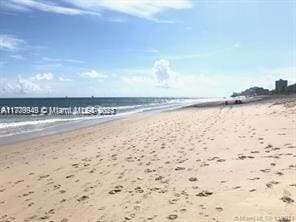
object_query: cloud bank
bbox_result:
[32,73,54,81]
[66,0,192,20]
[1,0,192,21]
[0,76,40,95]
[80,70,107,79]
[0,34,25,51]
[1,0,97,16]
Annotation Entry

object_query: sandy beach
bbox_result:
[0,96,295,222]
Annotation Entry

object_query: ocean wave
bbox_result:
[0,116,106,129]
[0,98,217,141]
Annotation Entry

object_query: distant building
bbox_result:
[231,79,295,97]
[231,86,269,97]
[286,83,296,94]
[275,79,288,93]
[242,87,269,96]
[231,92,241,97]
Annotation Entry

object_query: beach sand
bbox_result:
[0,96,295,222]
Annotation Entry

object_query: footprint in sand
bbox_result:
[169,199,179,204]
[109,185,123,194]
[77,195,89,202]
[237,155,254,160]
[179,208,187,213]
[14,177,25,183]
[39,175,50,179]
[65,174,74,179]
[260,168,271,173]
[266,181,279,188]
[22,191,34,197]
[275,171,284,176]
[167,214,178,220]
[196,190,213,197]
[53,184,61,190]
[134,186,144,193]
[71,163,79,168]
[124,214,136,220]
[215,207,223,212]
[188,177,198,182]
[175,167,186,171]
[280,196,294,204]
[248,177,260,181]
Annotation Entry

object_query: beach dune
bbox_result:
[0,97,295,222]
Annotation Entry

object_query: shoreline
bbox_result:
[0,111,153,149]
[0,98,223,146]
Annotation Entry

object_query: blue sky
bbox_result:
[0,0,295,97]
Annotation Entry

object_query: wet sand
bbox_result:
[0,96,295,222]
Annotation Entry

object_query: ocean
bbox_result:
[0,97,216,144]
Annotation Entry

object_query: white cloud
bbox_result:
[0,76,41,95]
[2,0,192,20]
[80,70,107,79]
[1,1,30,12]
[32,72,54,81]
[122,59,214,89]
[152,59,176,88]
[151,59,204,88]
[65,0,192,20]
[58,76,73,82]
[17,76,41,93]
[2,0,98,16]
[0,72,76,96]
[0,34,25,51]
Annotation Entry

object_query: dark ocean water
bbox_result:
[0,97,216,143]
